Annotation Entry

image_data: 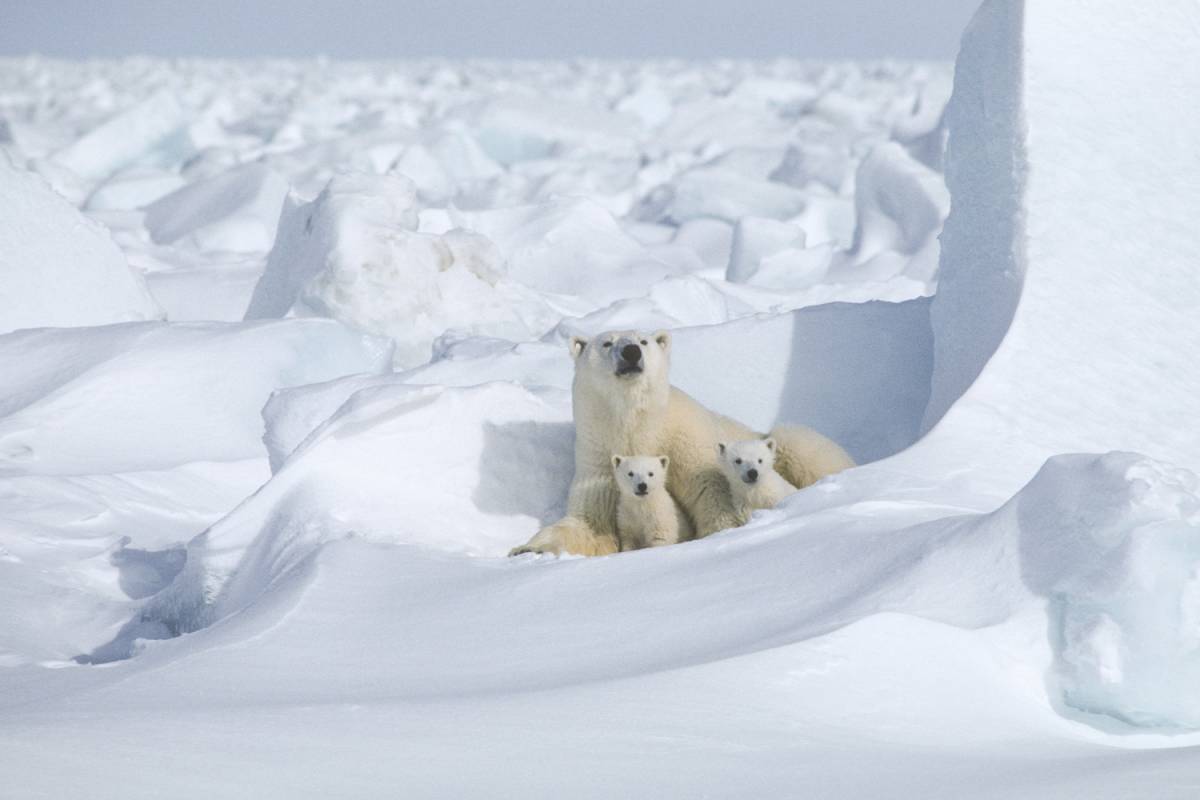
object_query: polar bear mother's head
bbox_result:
[569,328,672,397]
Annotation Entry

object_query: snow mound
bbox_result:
[144,163,289,253]
[246,172,550,367]
[0,153,161,335]
[157,381,573,625]
[1016,453,1200,729]
[0,320,391,475]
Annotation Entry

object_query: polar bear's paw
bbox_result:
[508,517,619,558]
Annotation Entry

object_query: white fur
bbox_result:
[509,328,855,556]
[717,438,798,524]
[612,454,694,550]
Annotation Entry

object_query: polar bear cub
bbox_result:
[612,454,694,551]
[717,438,798,522]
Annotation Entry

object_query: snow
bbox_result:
[3,2,1200,794]
[0,153,162,334]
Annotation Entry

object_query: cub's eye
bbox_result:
[735,458,742,465]
[648,472,654,477]
[603,341,613,348]
[640,339,648,345]
[628,471,634,477]
[758,459,763,464]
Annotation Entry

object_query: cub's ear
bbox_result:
[653,330,671,351]
[764,438,776,452]
[612,455,623,469]
[659,456,669,469]
[717,443,726,456]
[570,336,589,359]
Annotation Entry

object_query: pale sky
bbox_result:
[0,0,981,59]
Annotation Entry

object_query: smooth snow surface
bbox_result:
[3,1,1200,795]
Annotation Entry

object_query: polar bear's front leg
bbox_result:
[507,516,618,557]
[507,473,620,557]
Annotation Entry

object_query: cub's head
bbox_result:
[717,438,777,485]
[569,329,671,386]
[612,454,670,498]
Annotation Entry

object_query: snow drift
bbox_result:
[0,153,161,334]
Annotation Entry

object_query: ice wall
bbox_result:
[906,0,1200,730]
[916,0,1200,490]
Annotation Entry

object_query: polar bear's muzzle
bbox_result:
[614,341,643,375]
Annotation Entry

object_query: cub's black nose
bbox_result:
[637,482,648,493]
[621,343,642,362]
[747,468,759,482]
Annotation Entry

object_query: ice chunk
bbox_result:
[452,196,684,305]
[664,168,808,224]
[85,167,187,211]
[727,217,831,289]
[246,172,552,367]
[846,142,949,272]
[143,163,290,253]
[49,90,190,183]
[0,153,161,334]
[1013,453,1200,729]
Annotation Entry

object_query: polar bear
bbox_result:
[508,328,854,557]
[612,454,694,550]
[717,438,798,525]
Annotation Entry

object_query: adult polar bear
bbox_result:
[510,329,855,556]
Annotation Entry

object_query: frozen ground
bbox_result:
[2,0,1200,796]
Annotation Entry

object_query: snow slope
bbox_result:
[3,1,1200,796]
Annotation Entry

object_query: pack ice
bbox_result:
[2,0,1200,796]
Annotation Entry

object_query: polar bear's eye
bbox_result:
[648,472,654,477]
[603,341,613,348]
[735,458,742,465]
[628,471,634,477]
[640,339,648,346]
[758,459,763,464]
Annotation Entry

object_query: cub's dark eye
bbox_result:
[628,471,634,477]
[758,459,763,464]
[735,458,742,465]
[648,472,654,477]
[640,339,648,345]
[603,341,613,348]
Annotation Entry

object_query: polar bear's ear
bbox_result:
[659,456,669,469]
[569,336,589,359]
[653,330,671,351]
[612,455,622,469]
[764,438,776,452]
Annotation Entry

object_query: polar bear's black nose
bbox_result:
[747,468,759,482]
[636,482,648,493]
[620,343,642,363]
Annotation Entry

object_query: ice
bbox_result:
[143,163,289,253]
[49,90,190,184]
[246,172,550,367]
[1012,453,1200,729]
[727,216,832,289]
[663,167,809,223]
[841,142,949,282]
[84,167,187,211]
[0,153,161,334]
